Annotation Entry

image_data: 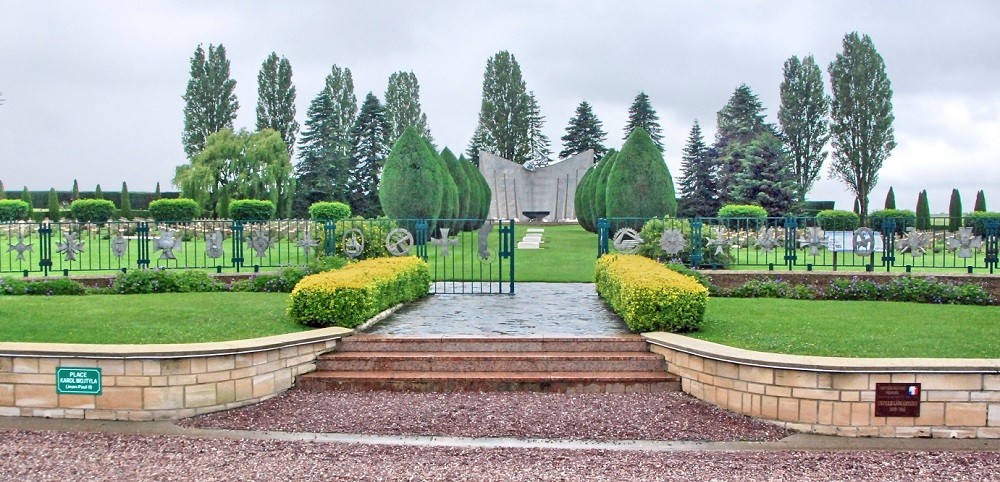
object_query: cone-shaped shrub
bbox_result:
[605,129,677,221]
[915,190,931,230]
[120,182,132,219]
[47,188,61,221]
[20,187,33,213]
[460,154,491,227]
[456,153,484,230]
[592,150,618,225]
[975,190,987,212]
[574,163,598,232]
[441,148,473,230]
[948,188,963,231]
[379,127,445,221]
[884,186,896,209]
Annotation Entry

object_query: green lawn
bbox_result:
[692,297,1000,358]
[0,292,307,344]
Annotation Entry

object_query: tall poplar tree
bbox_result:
[525,91,551,167]
[560,101,607,161]
[779,54,830,202]
[623,92,663,151]
[182,44,239,158]
[256,52,299,158]
[384,71,432,144]
[828,32,896,218]
[467,50,531,165]
[347,93,392,218]
[677,121,720,217]
[294,65,357,212]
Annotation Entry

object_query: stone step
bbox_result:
[316,351,665,372]
[297,370,680,393]
[336,336,650,353]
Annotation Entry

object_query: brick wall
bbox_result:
[644,333,1000,438]
[0,327,351,421]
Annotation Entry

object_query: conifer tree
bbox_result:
[779,55,830,202]
[153,182,161,200]
[467,51,532,165]
[714,84,772,204]
[560,101,608,161]
[0,179,5,199]
[915,190,930,230]
[623,92,663,151]
[347,92,392,218]
[828,32,895,217]
[120,182,132,219]
[974,190,987,212]
[95,184,103,199]
[884,186,896,209]
[605,129,677,220]
[182,44,239,158]
[21,187,32,213]
[71,179,79,200]
[677,121,720,217]
[47,188,60,221]
[728,131,799,216]
[385,71,432,144]
[948,188,962,231]
[256,52,298,158]
[524,91,551,167]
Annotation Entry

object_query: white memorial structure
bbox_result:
[478,150,594,221]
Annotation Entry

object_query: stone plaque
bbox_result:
[874,383,921,417]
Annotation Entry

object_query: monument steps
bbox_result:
[298,335,680,393]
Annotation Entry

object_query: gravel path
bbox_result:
[180,390,788,442]
[3,429,999,481]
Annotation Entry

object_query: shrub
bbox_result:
[288,256,430,328]
[309,202,352,222]
[0,200,30,222]
[915,190,931,230]
[948,189,963,232]
[605,129,677,220]
[70,199,116,223]
[867,209,916,234]
[816,209,860,231]
[964,211,1000,236]
[378,127,445,222]
[801,200,836,216]
[574,162,598,232]
[149,198,200,222]
[230,199,276,221]
[111,269,226,294]
[594,254,708,332]
[727,279,814,300]
[47,188,61,221]
[316,217,395,259]
[0,278,86,296]
[458,153,487,231]
[717,204,768,219]
[441,148,473,230]
[663,262,716,293]
[592,150,618,226]
[231,256,349,293]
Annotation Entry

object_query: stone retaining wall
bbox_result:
[0,328,352,421]
[643,332,1000,438]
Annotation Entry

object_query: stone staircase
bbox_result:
[297,335,679,393]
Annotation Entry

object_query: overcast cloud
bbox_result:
[2,0,999,213]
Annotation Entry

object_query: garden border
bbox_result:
[643,332,1000,438]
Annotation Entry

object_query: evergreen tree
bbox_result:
[384,71,432,144]
[182,44,239,158]
[884,186,896,209]
[623,92,663,151]
[467,50,532,165]
[714,84,771,204]
[779,55,830,202]
[915,190,931,230]
[0,179,5,199]
[560,101,607,161]
[378,127,445,221]
[47,188,60,221]
[458,154,491,226]
[153,182,161,200]
[524,91,552,168]
[294,65,357,213]
[605,129,677,220]
[948,189,963,231]
[120,182,132,219]
[592,151,619,224]
[95,184,103,199]
[21,187,32,213]
[828,32,896,217]
[974,190,987,212]
[677,121,720,217]
[256,52,298,158]
[71,179,79,200]
[728,131,799,216]
[440,148,473,229]
[347,92,392,218]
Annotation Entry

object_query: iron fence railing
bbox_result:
[599,216,1000,274]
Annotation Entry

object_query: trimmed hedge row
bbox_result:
[595,253,708,332]
[288,256,430,328]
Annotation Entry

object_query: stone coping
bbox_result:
[0,327,354,359]
[642,332,1000,374]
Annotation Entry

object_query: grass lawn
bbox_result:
[0,292,308,344]
[692,297,1000,358]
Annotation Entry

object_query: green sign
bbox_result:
[56,367,102,395]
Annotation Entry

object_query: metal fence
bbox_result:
[0,218,516,293]
[599,216,1000,274]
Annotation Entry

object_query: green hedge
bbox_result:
[802,200,836,216]
[964,211,1000,236]
[309,201,352,222]
[149,198,200,222]
[816,209,860,231]
[0,200,30,222]
[867,209,916,234]
[594,253,708,332]
[70,199,116,223]
[230,199,276,221]
[288,256,430,328]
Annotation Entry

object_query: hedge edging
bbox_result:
[595,253,709,332]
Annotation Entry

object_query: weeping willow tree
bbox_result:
[174,128,294,218]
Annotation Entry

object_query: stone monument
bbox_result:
[478,150,594,221]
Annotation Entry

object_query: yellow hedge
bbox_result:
[288,256,430,328]
[595,254,708,332]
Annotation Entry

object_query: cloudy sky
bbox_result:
[2,1,999,213]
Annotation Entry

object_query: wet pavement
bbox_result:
[364,283,630,336]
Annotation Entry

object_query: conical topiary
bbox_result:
[605,129,677,222]
[915,190,930,230]
[574,163,598,232]
[591,149,618,226]
[379,127,445,223]
[441,148,474,231]
[948,188,962,231]
[974,190,987,212]
[884,186,896,209]
[47,188,60,221]
[120,182,132,219]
